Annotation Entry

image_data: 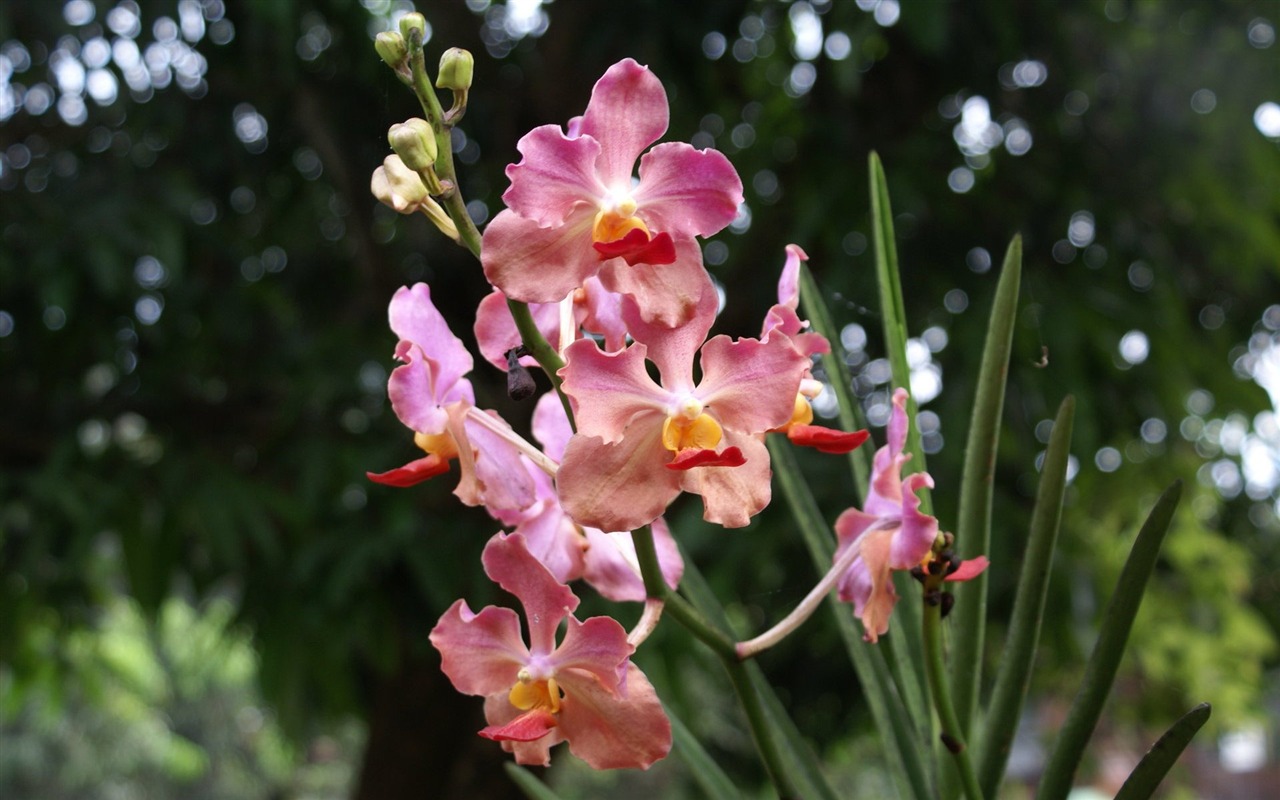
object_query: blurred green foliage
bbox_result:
[1,0,1278,795]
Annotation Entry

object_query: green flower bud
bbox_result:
[374,31,407,70]
[398,12,427,43]
[388,118,438,172]
[436,48,474,92]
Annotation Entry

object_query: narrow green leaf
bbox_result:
[977,396,1074,797]
[1113,703,1212,800]
[868,150,930,752]
[667,704,741,800]
[951,234,1023,737]
[1036,481,1184,800]
[768,436,933,800]
[503,763,564,800]
[797,262,873,501]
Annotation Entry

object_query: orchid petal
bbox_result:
[557,429,682,533]
[387,343,449,435]
[787,425,870,454]
[547,615,632,693]
[592,229,676,266]
[559,339,668,444]
[501,125,603,226]
[697,334,808,434]
[946,555,990,582]
[579,277,628,351]
[481,207,599,304]
[532,391,573,463]
[511,498,585,585]
[679,433,773,528]
[365,454,451,487]
[582,517,682,603]
[666,447,745,470]
[889,472,938,569]
[598,235,711,329]
[479,708,559,743]
[389,283,473,399]
[464,411,537,515]
[430,600,529,697]
[633,142,743,237]
[777,244,806,309]
[578,59,668,188]
[474,289,561,372]
[481,533,579,656]
[482,695,563,766]
[556,662,672,770]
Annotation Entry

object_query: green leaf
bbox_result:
[976,395,1073,798]
[951,234,1023,738]
[1036,481,1184,800]
[503,763,565,800]
[1113,703,1211,800]
[768,436,933,800]
[667,703,741,800]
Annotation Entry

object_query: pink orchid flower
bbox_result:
[833,388,987,642]
[481,58,742,326]
[762,245,870,455]
[366,283,535,515]
[430,532,671,769]
[556,272,809,532]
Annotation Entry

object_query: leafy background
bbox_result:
[1,0,1278,797]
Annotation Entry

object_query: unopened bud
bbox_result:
[388,118,438,172]
[436,48,474,92]
[371,154,429,213]
[398,12,427,43]
[374,31,407,70]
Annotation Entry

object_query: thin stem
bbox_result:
[736,536,865,659]
[923,595,985,800]
[506,298,576,432]
[627,598,664,648]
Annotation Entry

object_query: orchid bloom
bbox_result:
[833,388,987,642]
[481,58,742,327]
[762,245,870,455]
[365,283,537,515]
[556,274,809,532]
[473,277,628,374]
[430,532,671,769]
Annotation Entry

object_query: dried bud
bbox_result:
[398,13,427,43]
[507,365,536,401]
[374,31,407,70]
[436,47,474,92]
[371,154,429,213]
[388,118,438,172]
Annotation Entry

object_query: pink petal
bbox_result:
[598,235,712,329]
[464,410,537,515]
[481,207,600,304]
[557,430,682,533]
[429,600,528,697]
[473,289,561,372]
[617,246,718,390]
[387,343,449,435]
[481,533,580,656]
[556,662,672,770]
[696,334,808,434]
[579,277,628,351]
[389,284,473,399]
[532,391,573,462]
[592,229,676,266]
[548,615,632,693]
[581,518,682,603]
[679,432,773,528]
[559,339,668,444]
[633,142,743,238]
[666,447,746,470]
[888,387,910,458]
[787,425,870,454]
[511,499,585,585]
[946,555,990,582]
[365,454,451,487]
[482,695,564,765]
[579,59,668,189]
[888,472,938,570]
[501,125,603,226]
[777,244,806,309]
[480,707,559,743]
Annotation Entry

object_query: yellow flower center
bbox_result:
[785,394,814,430]
[662,412,723,453]
[591,195,648,244]
[413,430,459,460]
[508,671,562,714]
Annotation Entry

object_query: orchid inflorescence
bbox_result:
[356,12,1195,800]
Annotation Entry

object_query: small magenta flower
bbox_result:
[834,388,987,641]
[481,58,742,326]
[430,532,671,769]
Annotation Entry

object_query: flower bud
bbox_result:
[435,48,474,92]
[398,12,427,43]
[374,31,407,70]
[371,154,429,214]
[388,118,438,172]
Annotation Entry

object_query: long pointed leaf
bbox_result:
[951,234,1023,738]
[977,395,1074,797]
[868,152,930,751]
[797,262,874,501]
[667,703,741,800]
[503,763,565,800]
[769,436,933,800]
[1113,703,1211,800]
[1036,481,1184,800]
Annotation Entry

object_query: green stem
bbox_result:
[505,298,575,430]
[923,598,985,800]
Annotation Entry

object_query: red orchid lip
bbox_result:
[666,446,747,471]
[593,228,677,266]
[787,424,871,454]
